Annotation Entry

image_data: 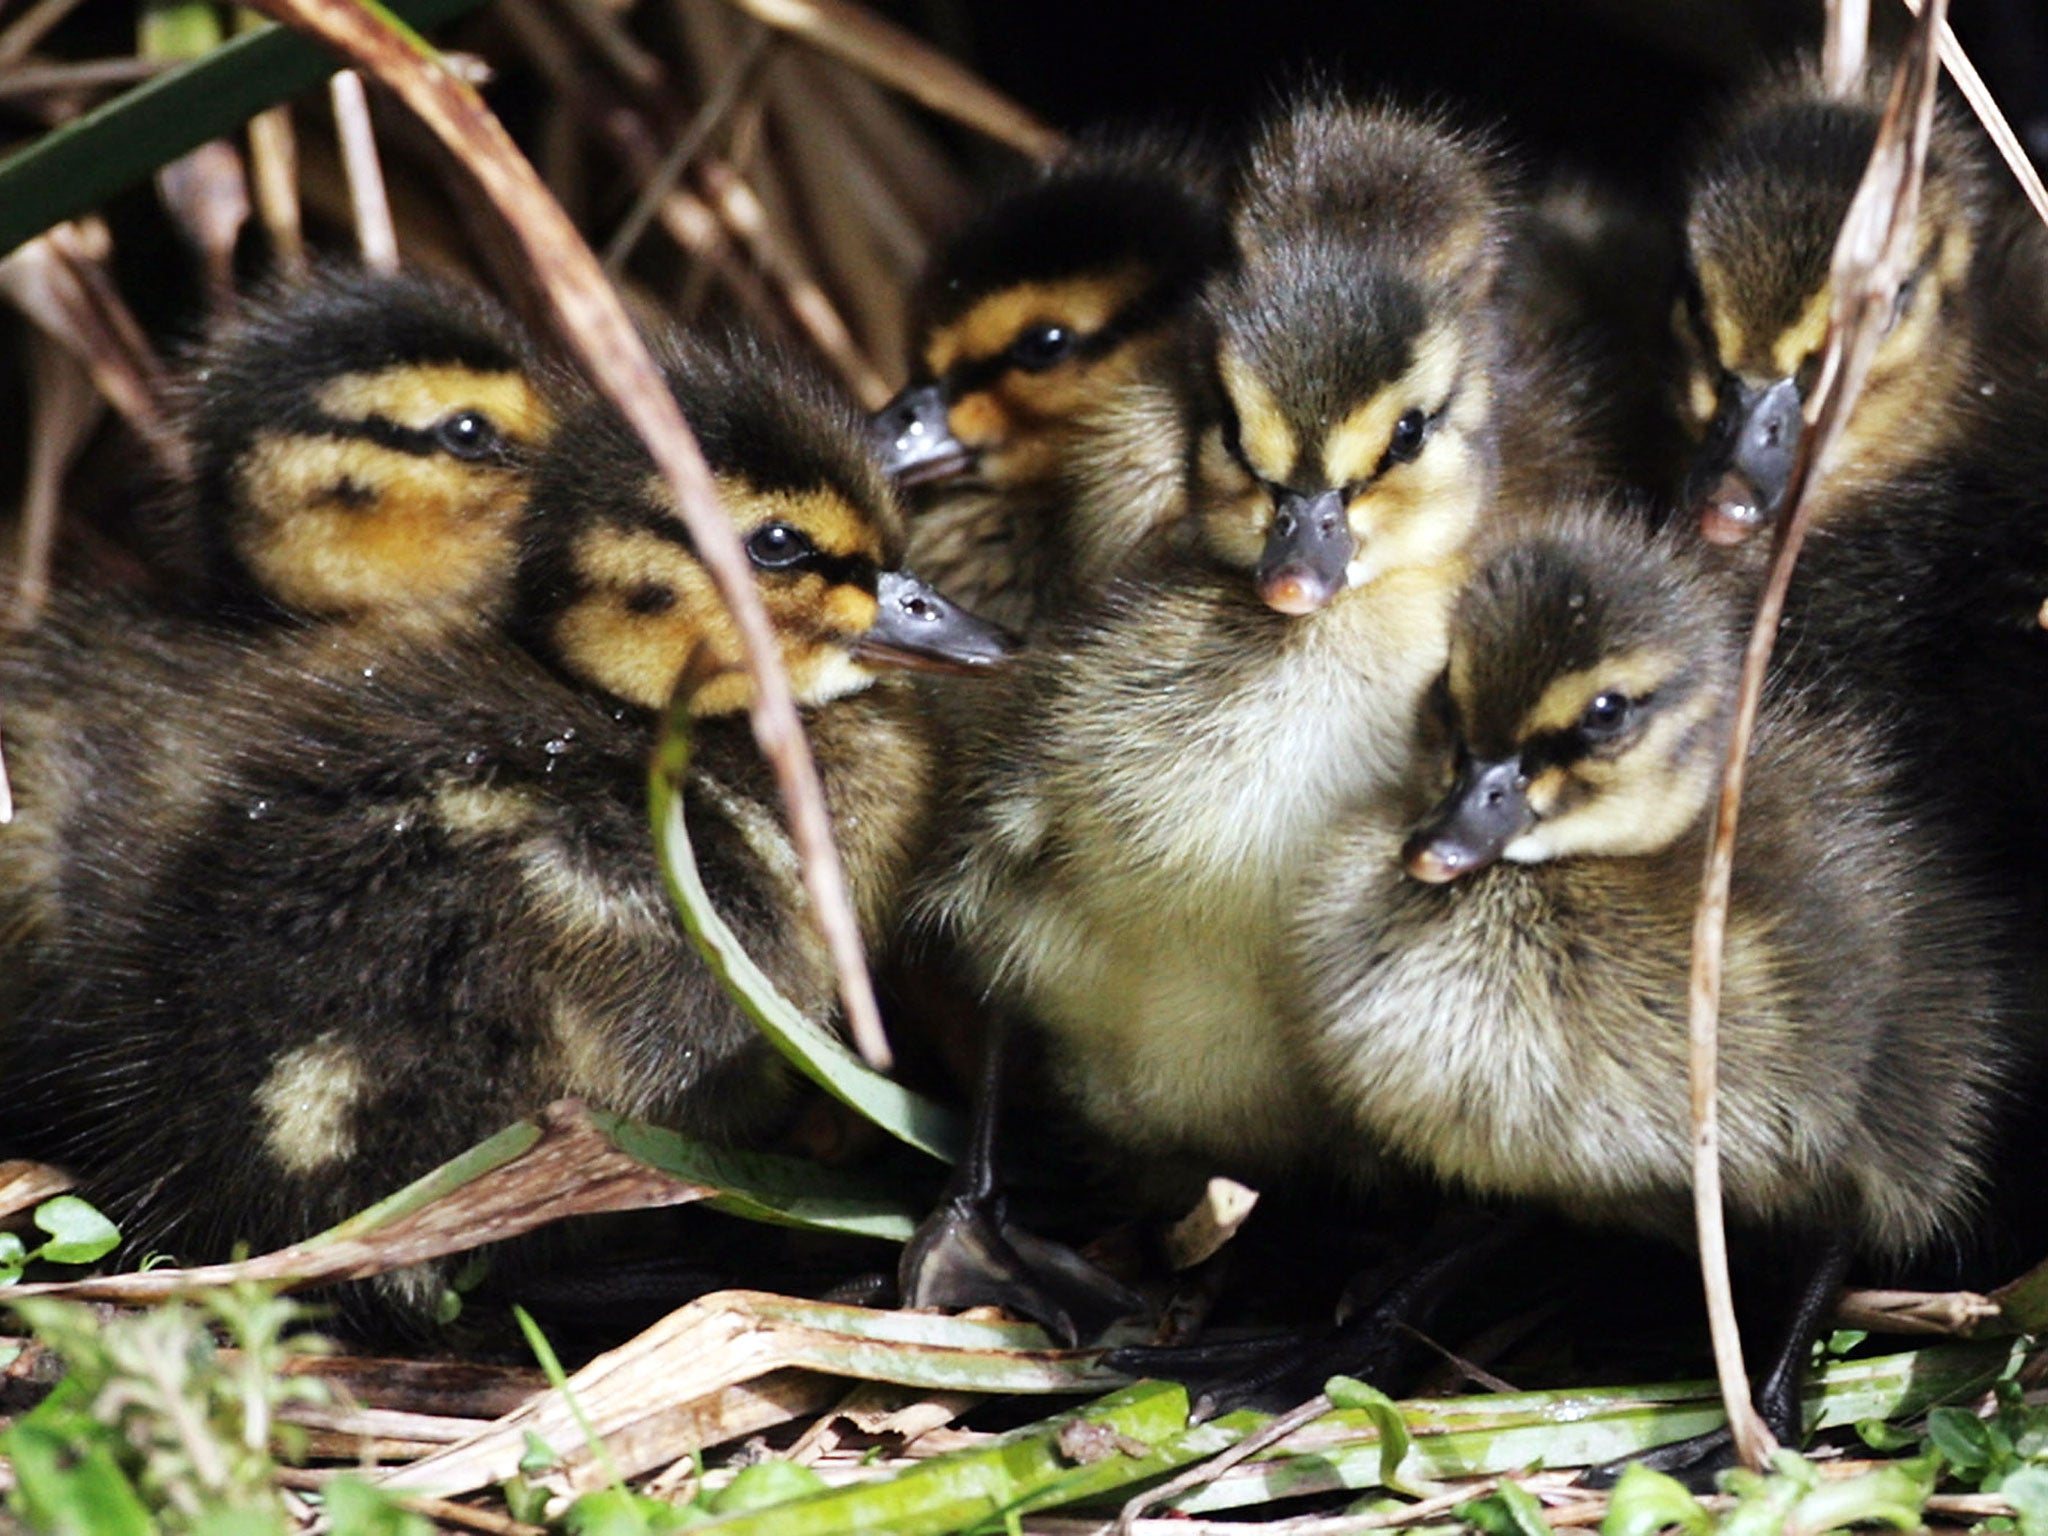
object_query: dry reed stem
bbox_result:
[9,334,96,628]
[1686,0,1947,1474]
[602,18,775,272]
[722,0,1064,161]
[246,90,309,272]
[1823,0,1868,95]
[242,0,894,1071]
[331,68,399,271]
[1114,1394,1335,1536]
[156,139,251,308]
[0,0,92,69]
[1895,0,2048,232]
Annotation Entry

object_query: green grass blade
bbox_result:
[689,1382,1196,1535]
[1172,1339,2024,1515]
[0,0,487,259]
[650,701,967,1164]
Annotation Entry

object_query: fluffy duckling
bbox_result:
[2,331,1007,1332]
[0,270,554,1014]
[1677,61,2048,927]
[870,135,1231,631]
[901,99,1588,1330]
[1677,62,1990,544]
[161,265,555,633]
[1288,508,2012,1465]
[1199,95,1606,619]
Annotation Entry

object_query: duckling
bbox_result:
[1,329,1008,1333]
[0,269,555,1016]
[1286,507,2012,1468]
[900,97,1591,1329]
[1676,59,2048,930]
[870,134,1231,631]
[161,264,555,633]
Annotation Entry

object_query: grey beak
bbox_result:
[1255,487,1352,615]
[870,383,973,487]
[1688,375,1804,547]
[855,569,1016,673]
[1403,756,1533,883]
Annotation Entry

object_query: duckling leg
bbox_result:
[1108,1205,1536,1421]
[898,1014,1146,1346]
[1582,1232,1853,1490]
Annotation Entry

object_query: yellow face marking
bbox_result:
[1505,685,1723,864]
[1694,259,1748,371]
[1323,321,1461,488]
[923,268,1149,379]
[554,477,886,715]
[1519,651,1686,738]
[313,366,551,442]
[1767,285,1834,380]
[233,435,527,624]
[1218,350,1296,484]
[255,1036,365,1174]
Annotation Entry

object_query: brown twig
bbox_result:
[0,0,93,69]
[9,333,97,629]
[1685,0,1948,1474]
[246,104,307,272]
[242,0,894,1071]
[1823,0,1868,96]
[1114,1394,1334,1535]
[1895,0,2048,233]
[331,68,399,272]
[602,18,776,273]
[720,0,1063,160]
[0,56,168,99]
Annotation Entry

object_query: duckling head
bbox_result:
[1679,63,1987,546]
[1196,97,1510,615]
[182,266,555,630]
[872,135,1229,491]
[1404,512,1738,881]
[519,331,1012,718]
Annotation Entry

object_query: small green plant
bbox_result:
[3,1283,424,1535]
[0,1195,121,1285]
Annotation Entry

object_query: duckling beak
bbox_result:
[1256,488,1352,615]
[1403,756,1532,884]
[856,570,1016,673]
[1688,376,1804,547]
[871,383,974,487]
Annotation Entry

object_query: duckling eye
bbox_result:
[1386,408,1429,465]
[434,410,503,461]
[1008,323,1075,373]
[745,522,816,570]
[1578,691,1634,741]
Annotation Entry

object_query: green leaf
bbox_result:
[2,1419,155,1536]
[519,1430,562,1476]
[0,1229,26,1286]
[650,702,965,1163]
[32,1196,121,1265]
[1600,1463,1711,1536]
[1456,1480,1554,1536]
[563,1487,699,1534]
[1326,1375,1429,1497]
[2001,1468,2048,1536]
[595,1112,924,1240]
[1855,1418,1921,1453]
[704,1462,829,1514]
[0,0,491,260]
[319,1477,433,1536]
[1929,1405,1998,1477]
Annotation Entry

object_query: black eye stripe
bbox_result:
[306,410,500,460]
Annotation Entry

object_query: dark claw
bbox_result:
[1582,1425,1736,1493]
[1109,1313,1417,1422]
[899,1192,1145,1348]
